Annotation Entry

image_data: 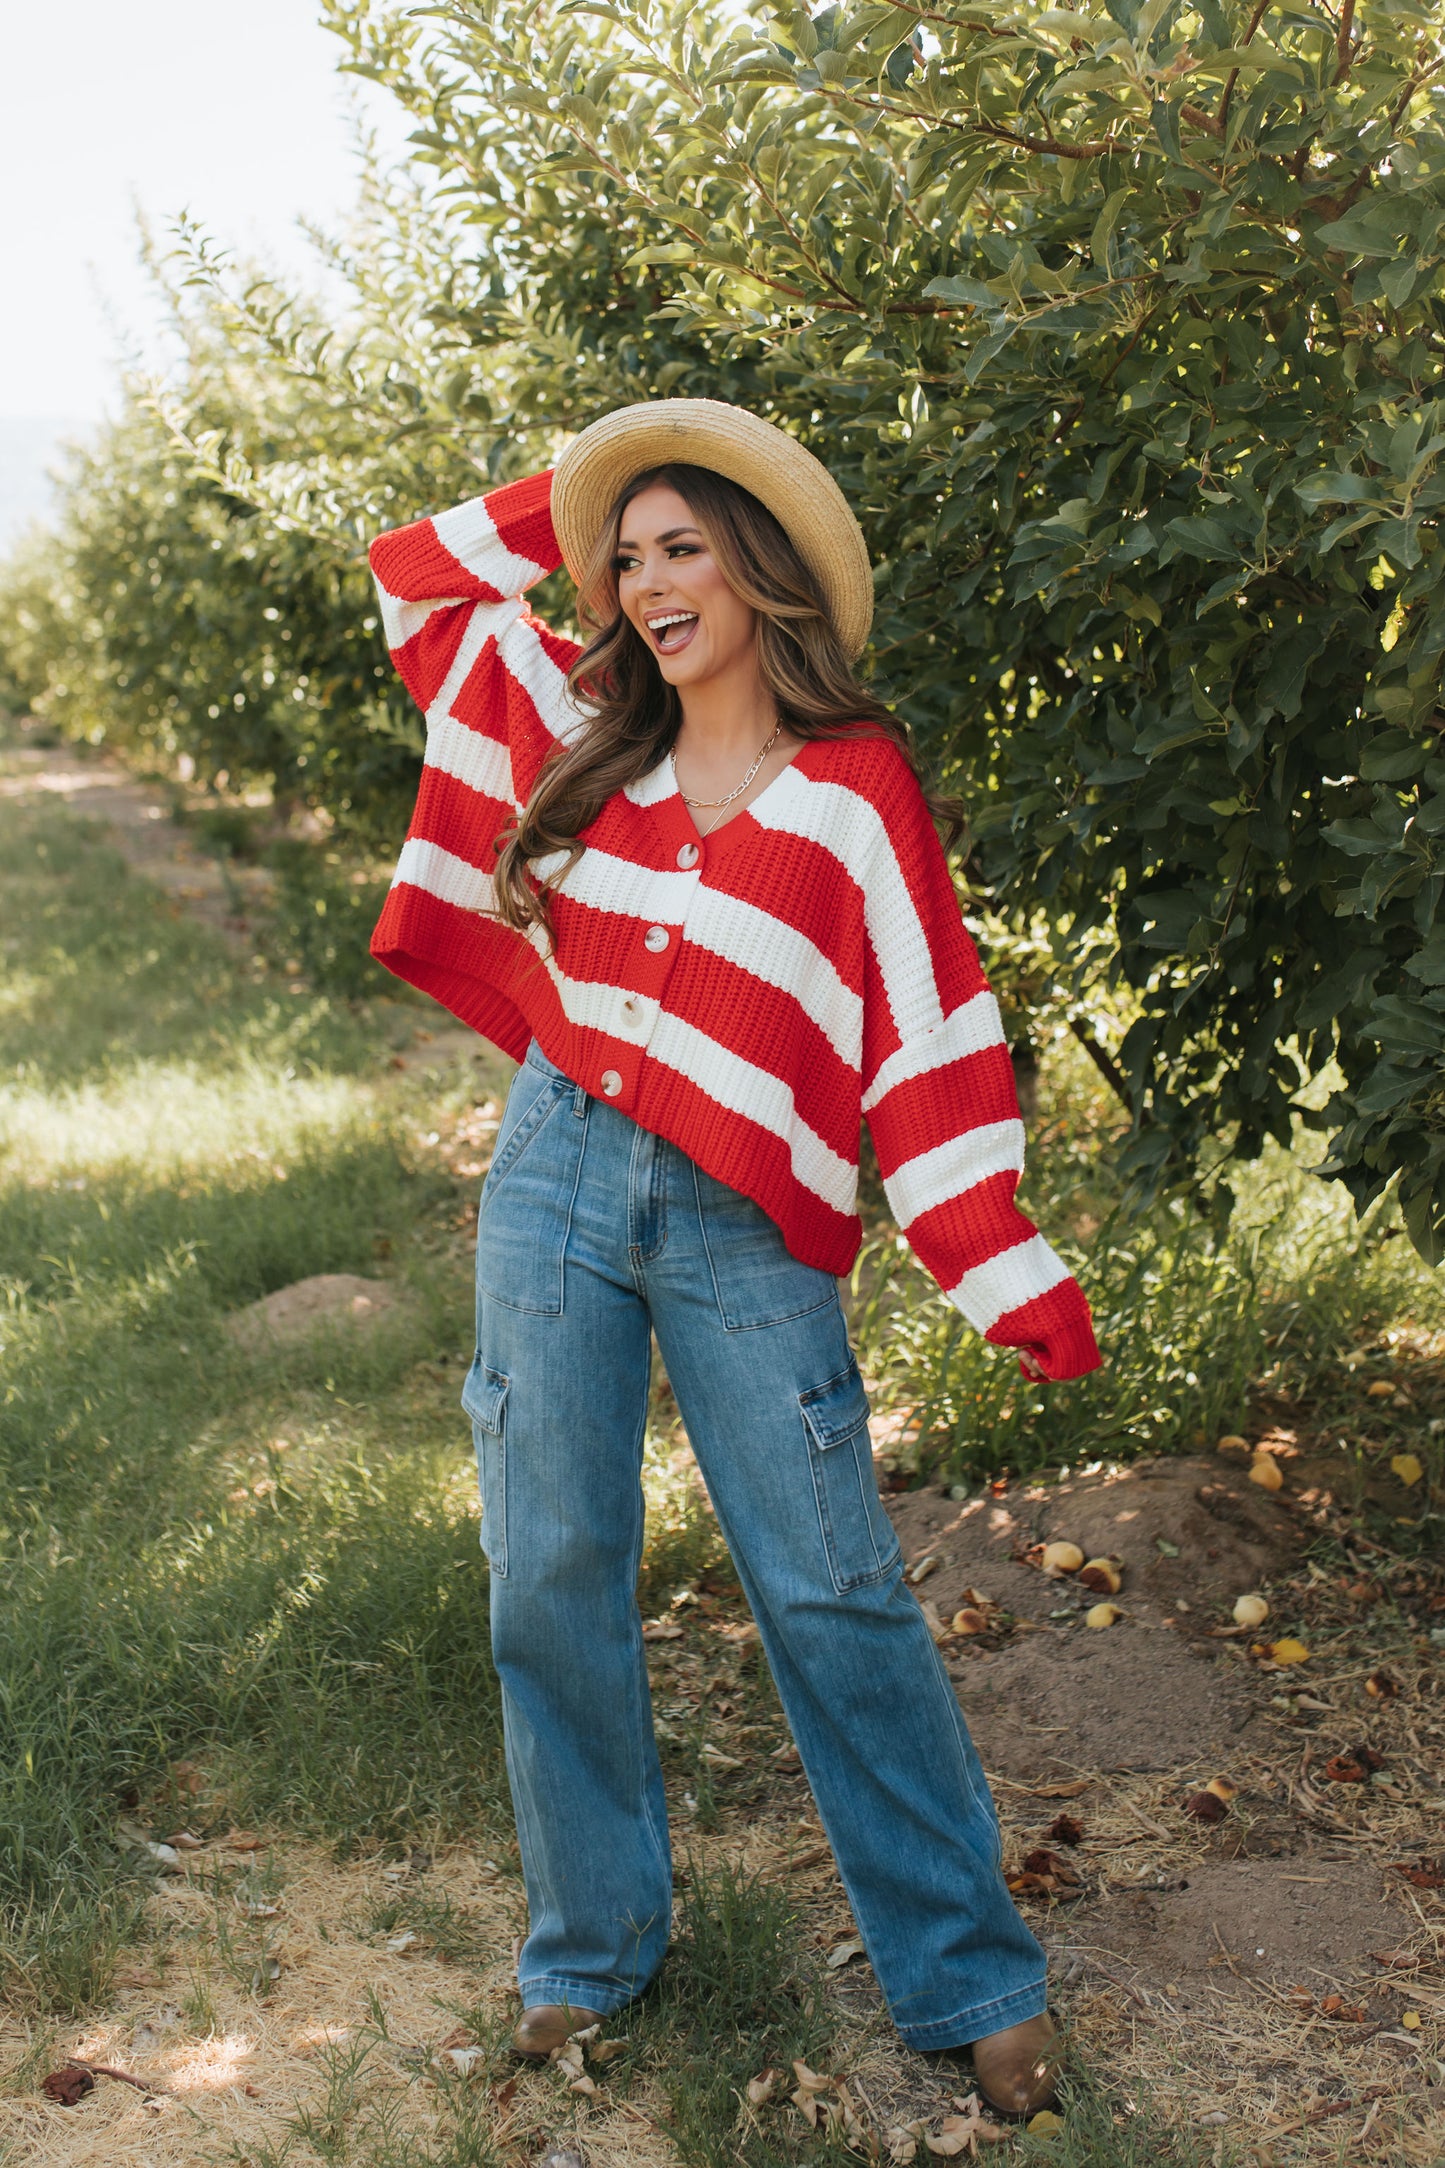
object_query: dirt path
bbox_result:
[0,740,277,946]
[2,734,1441,2165]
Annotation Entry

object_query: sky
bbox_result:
[0,1,410,540]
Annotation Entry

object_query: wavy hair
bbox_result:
[491,461,961,940]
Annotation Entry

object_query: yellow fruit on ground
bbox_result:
[1085,1601,1122,1629]
[1249,1453,1284,1492]
[1079,1556,1123,1594]
[1232,1593,1269,1628]
[1040,1541,1085,1574]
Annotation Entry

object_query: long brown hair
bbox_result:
[491,461,962,939]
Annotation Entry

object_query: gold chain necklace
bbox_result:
[670,724,782,837]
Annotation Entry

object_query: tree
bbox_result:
[5,0,1443,1255]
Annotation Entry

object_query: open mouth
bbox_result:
[646,611,699,655]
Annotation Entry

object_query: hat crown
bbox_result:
[551,398,873,659]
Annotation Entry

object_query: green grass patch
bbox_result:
[0,781,502,2008]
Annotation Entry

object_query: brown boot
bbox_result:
[510,2003,606,2060]
[969,2013,1063,2119]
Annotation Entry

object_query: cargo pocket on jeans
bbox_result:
[462,1357,509,1577]
[799,1357,900,1594]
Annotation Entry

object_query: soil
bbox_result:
[885,1452,1303,1630]
[950,1624,1262,1780]
[224,1273,413,1350]
[1077,1856,1409,1996]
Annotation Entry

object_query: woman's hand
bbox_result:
[1018,1349,1047,1383]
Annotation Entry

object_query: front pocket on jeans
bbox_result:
[461,1358,509,1576]
[799,1358,900,1594]
[476,1077,584,1316]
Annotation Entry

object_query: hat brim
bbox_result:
[550,399,873,660]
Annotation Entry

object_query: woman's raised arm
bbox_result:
[369,470,580,741]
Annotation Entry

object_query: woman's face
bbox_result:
[613,482,758,689]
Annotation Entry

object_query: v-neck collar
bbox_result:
[642,739,815,872]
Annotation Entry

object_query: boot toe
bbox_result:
[510,2004,606,2059]
[969,2013,1062,2119]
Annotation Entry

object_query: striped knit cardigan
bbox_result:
[368,469,1100,1380]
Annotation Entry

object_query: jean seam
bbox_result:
[935,1639,1002,1868]
[623,1365,672,1927]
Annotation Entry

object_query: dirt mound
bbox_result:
[1075,1856,1410,1999]
[224,1274,411,1351]
[885,1453,1303,1631]
[951,1623,1261,1780]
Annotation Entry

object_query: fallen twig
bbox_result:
[42,2059,164,2105]
[1265,2086,1393,2137]
[778,1844,831,1874]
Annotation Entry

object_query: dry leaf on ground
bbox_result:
[1390,1859,1445,1890]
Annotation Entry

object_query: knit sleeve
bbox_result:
[368,468,582,746]
[860,767,1101,1382]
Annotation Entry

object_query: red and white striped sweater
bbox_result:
[368,469,1100,1379]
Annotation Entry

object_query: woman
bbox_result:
[367,400,1100,2116]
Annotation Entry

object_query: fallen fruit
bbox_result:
[1323,1745,1385,1783]
[1249,1454,1283,1492]
[1041,1541,1084,1575]
[42,2065,95,2106]
[1006,1848,1083,1897]
[1084,1601,1122,1629]
[1402,2010,1422,2031]
[950,1607,991,1635]
[1184,1774,1236,1822]
[907,1553,943,1585]
[1216,1434,1250,1454]
[1265,1637,1309,1665]
[1046,1813,1084,1846]
[1365,1670,1398,1699]
[1367,1378,1396,1399]
[1232,1593,1269,1628]
[1078,1556,1123,1594]
[1390,1452,1423,1487]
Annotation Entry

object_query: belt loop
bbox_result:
[572,1080,587,1118]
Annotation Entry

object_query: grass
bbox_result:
[0,783,503,2008]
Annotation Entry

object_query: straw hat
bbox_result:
[551,398,874,659]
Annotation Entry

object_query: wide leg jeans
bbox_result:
[461,1042,1046,2051]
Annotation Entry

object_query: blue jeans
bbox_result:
[461,1041,1046,2050]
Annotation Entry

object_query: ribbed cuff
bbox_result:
[988,1275,1101,1380]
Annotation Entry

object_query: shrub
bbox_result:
[3,0,1442,1253]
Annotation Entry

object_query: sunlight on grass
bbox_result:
[0,1052,379,1183]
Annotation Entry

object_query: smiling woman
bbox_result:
[365,395,1097,2111]
[491,453,917,935]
